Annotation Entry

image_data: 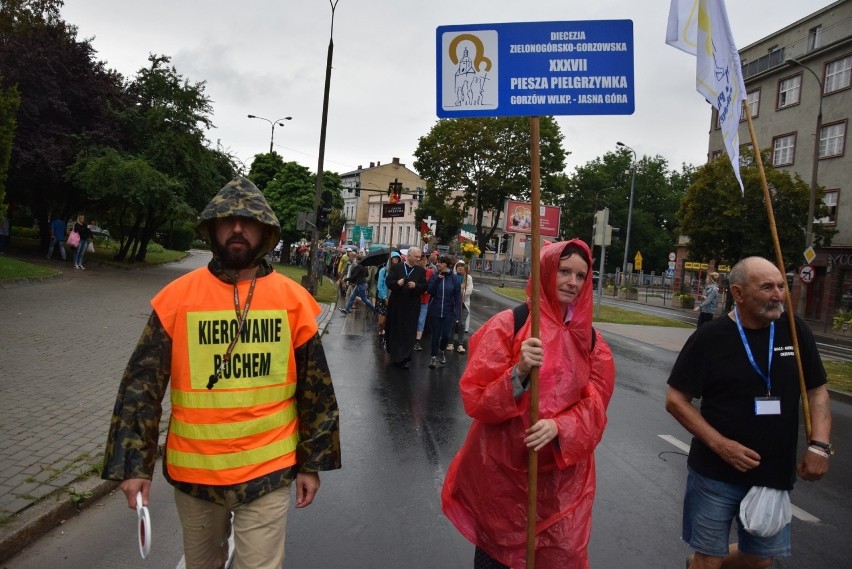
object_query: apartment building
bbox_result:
[339,157,426,247]
[707,0,852,328]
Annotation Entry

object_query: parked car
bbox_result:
[88,225,110,239]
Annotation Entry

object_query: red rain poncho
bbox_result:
[441,239,615,568]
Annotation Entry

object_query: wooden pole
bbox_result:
[526,116,542,568]
[743,101,812,440]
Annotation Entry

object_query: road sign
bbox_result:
[382,203,405,218]
[804,246,816,264]
[666,267,675,277]
[353,226,373,240]
[799,264,815,284]
[436,20,634,118]
[634,250,643,271]
[668,252,676,262]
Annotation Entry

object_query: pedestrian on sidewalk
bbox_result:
[101,177,341,569]
[385,246,427,369]
[46,215,67,261]
[426,255,461,369]
[442,239,616,568]
[666,256,832,569]
[693,271,720,327]
[71,214,92,269]
[0,212,10,254]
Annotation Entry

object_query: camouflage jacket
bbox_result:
[101,257,341,506]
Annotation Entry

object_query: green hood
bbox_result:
[196,177,281,258]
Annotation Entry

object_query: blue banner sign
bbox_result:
[436,20,634,118]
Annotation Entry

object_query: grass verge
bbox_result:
[823,360,852,394]
[0,256,59,279]
[273,264,338,305]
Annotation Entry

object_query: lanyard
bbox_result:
[733,307,774,396]
[207,275,257,390]
[403,263,415,278]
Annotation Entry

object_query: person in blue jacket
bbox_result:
[427,255,461,369]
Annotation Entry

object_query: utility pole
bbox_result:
[306,0,339,295]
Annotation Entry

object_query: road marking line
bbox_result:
[658,435,821,524]
[659,434,690,453]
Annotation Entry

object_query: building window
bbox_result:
[818,189,838,226]
[711,149,723,160]
[824,55,851,94]
[713,108,721,130]
[820,121,846,158]
[777,74,801,109]
[741,89,760,120]
[772,133,796,166]
[808,26,822,51]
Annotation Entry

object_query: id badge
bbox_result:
[754,397,781,416]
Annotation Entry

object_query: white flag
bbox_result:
[666,0,699,55]
[667,0,747,192]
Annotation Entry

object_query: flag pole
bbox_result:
[743,101,812,440]
[526,116,542,568]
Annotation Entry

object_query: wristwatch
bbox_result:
[809,440,835,456]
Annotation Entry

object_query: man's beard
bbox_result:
[213,237,264,270]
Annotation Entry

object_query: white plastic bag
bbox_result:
[739,486,791,537]
[87,241,95,253]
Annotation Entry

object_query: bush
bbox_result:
[832,308,852,331]
[11,225,38,239]
[677,294,695,309]
[157,227,195,251]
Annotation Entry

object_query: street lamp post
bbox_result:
[616,141,637,283]
[789,58,824,248]
[247,114,292,154]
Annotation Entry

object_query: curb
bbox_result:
[0,477,117,563]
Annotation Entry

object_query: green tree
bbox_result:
[249,157,342,263]
[68,54,235,261]
[676,152,825,269]
[0,78,20,216]
[66,147,188,260]
[413,116,566,251]
[0,0,125,245]
[415,181,463,247]
[550,150,691,274]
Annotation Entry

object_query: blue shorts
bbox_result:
[683,467,791,558]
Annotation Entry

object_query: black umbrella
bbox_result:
[359,246,394,267]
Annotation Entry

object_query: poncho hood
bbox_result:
[196,177,281,259]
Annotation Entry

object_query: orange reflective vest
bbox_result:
[152,268,320,485]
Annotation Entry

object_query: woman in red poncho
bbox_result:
[442,239,615,568]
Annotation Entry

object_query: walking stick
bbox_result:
[744,103,812,440]
[526,116,542,568]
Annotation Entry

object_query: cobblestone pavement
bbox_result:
[0,251,334,561]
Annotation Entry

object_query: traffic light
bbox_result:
[317,190,333,230]
[416,187,424,201]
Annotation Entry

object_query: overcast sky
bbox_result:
[61,0,831,177]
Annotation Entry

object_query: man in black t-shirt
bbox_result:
[666,257,833,569]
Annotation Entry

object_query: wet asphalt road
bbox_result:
[5,280,851,568]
